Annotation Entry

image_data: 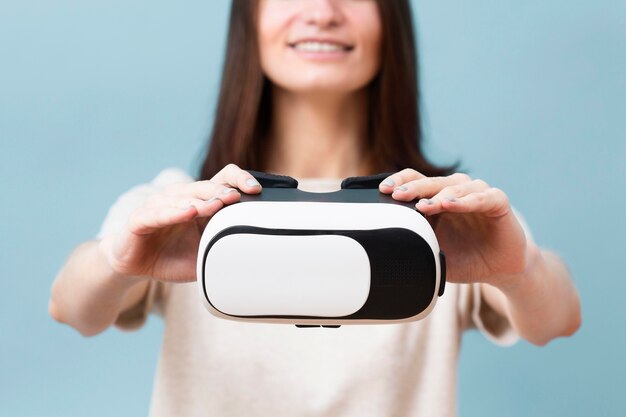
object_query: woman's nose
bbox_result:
[302,0,345,28]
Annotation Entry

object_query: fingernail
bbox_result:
[205,197,219,205]
[222,188,237,195]
[246,178,261,188]
[446,197,457,202]
[382,178,395,187]
[395,185,408,192]
[418,198,433,205]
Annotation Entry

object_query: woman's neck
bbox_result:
[263,86,372,179]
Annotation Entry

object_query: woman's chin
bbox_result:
[273,77,371,97]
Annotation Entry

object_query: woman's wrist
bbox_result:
[96,237,148,289]
[488,241,543,296]
[482,242,581,345]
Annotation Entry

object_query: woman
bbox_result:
[49,1,581,416]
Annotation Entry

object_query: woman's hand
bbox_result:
[380,169,529,287]
[98,164,262,283]
[379,168,581,344]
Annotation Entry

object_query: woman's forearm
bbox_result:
[49,240,150,337]
[482,244,582,346]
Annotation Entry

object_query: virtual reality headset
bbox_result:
[196,171,446,327]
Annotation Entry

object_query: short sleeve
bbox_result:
[457,208,533,346]
[458,284,519,346]
[96,168,194,330]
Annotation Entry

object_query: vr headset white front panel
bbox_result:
[205,234,371,317]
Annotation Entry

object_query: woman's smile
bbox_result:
[287,38,355,60]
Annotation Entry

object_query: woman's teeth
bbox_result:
[292,42,349,52]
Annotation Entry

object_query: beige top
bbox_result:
[98,168,518,417]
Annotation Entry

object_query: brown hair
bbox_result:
[199,0,454,180]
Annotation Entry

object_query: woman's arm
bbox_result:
[480,244,581,346]
[49,240,149,337]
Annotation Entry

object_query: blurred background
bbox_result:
[1,0,624,416]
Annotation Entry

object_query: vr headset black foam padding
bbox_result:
[196,171,446,327]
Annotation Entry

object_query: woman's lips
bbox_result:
[288,40,354,52]
[287,40,355,61]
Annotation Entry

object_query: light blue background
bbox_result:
[1,0,624,416]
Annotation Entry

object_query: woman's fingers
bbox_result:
[172,182,242,204]
[379,168,426,193]
[381,169,510,217]
[415,179,488,215]
[389,173,473,202]
[128,206,200,235]
[127,164,263,236]
[417,184,510,217]
[158,164,261,204]
[165,180,236,199]
[210,163,262,195]
[129,194,229,235]
[440,188,510,218]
